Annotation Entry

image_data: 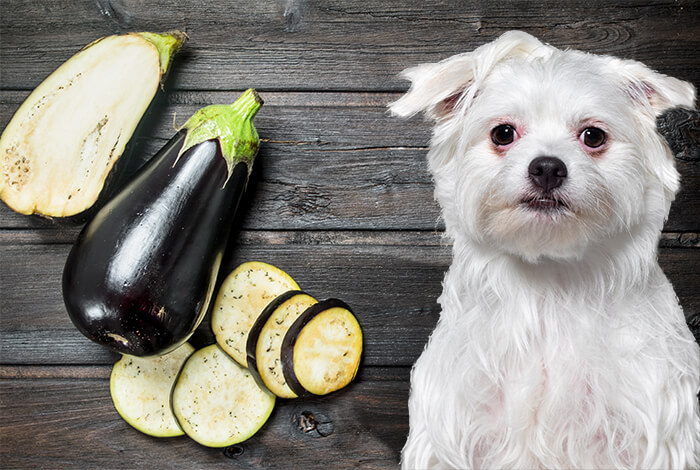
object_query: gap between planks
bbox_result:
[0,364,410,382]
[0,229,449,246]
[0,228,697,248]
[1,90,404,108]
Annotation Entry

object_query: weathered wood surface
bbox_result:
[0,234,450,366]
[1,235,699,368]
[0,366,409,469]
[1,91,699,231]
[1,0,699,91]
[1,1,699,469]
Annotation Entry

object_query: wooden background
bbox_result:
[1,1,698,468]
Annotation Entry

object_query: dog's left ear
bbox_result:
[614,60,696,198]
[614,59,697,115]
[389,31,552,121]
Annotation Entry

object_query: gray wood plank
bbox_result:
[1,92,699,232]
[0,237,449,366]
[0,367,408,469]
[1,1,698,91]
[1,236,698,366]
[0,90,430,149]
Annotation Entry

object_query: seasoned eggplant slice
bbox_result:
[0,31,185,216]
[171,344,275,448]
[247,291,317,398]
[110,342,194,437]
[245,290,304,391]
[282,299,362,397]
[212,261,299,367]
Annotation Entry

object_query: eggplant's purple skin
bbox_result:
[246,290,306,391]
[63,131,248,356]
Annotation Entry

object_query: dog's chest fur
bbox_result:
[409,247,696,469]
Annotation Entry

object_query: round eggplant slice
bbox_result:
[212,261,299,367]
[247,291,317,398]
[171,344,276,447]
[110,342,194,437]
[282,299,363,397]
[245,290,304,392]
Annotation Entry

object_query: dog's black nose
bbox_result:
[528,156,567,192]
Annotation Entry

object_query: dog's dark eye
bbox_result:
[581,127,607,148]
[491,124,516,146]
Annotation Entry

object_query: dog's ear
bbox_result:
[614,59,697,115]
[388,30,550,121]
[611,60,696,200]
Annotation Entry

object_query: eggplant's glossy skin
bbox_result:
[63,131,248,356]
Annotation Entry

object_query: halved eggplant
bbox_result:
[282,299,362,397]
[62,89,263,356]
[212,261,299,367]
[171,344,276,447]
[0,31,186,216]
[110,342,194,437]
[247,291,317,398]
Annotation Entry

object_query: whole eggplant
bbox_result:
[62,89,262,356]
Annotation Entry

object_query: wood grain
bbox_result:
[0,237,448,366]
[1,238,698,366]
[1,0,698,91]
[0,367,409,470]
[1,91,699,232]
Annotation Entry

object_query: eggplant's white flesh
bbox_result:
[110,342,194,437]
[283,300,363,397]
[252,292,317,398]
[171,344,276,448]
[0,31,184,216]
[212,261,299,367]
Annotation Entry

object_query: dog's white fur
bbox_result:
[390,31,700,469]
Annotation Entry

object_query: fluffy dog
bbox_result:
[390,31,700,469]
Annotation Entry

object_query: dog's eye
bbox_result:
[491,124,517,146]
[580,127,607,148]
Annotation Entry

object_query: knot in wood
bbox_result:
[223,444,246,458]
[657,108,700,161]
[688,313,700,342]
[94,0,133,29]
[283,0,305,33]
[295,410,333,437]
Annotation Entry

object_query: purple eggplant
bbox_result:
[62,89,262,356]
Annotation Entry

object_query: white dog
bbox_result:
[390,31,700,469]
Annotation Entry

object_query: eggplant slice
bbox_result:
[212,261,299,367]
[282,299,362,397]
[245,290,304,392]
[247,291,317,398]
[110,342,194,437]
[0,31,185,216]
[171,344,275,447]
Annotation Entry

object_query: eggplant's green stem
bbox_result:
[177,89,263,184]
[138,31,188,76]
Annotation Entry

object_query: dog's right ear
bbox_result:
[389,31,550,121]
